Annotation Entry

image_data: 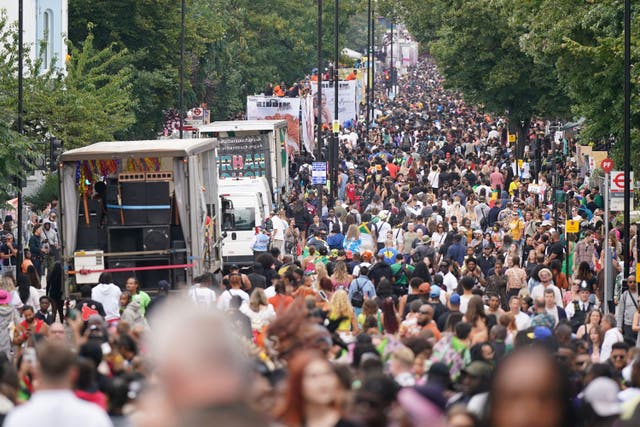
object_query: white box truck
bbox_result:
[59,139,223,291]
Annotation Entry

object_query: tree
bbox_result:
[25,31,136,148]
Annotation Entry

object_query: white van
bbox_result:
[219,177,273,266]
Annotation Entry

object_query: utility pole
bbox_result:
[623,0,631,280]
[364,0,371,145]
[316,0,324,215]
[369,4,375,131]
[17,0,24,279]
[179,0,186,139]
[331,0,339,205]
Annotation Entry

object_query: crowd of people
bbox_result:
[0,56,638,427]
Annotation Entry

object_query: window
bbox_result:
[222,207,255,232]
[42,10,53,70]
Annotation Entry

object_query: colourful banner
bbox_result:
[310,80,358,128]
[301,94,315,154]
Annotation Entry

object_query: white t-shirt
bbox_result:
[514,311,532,331]
[188,284,217,308]
[271,216,288,240]
[216,288,249,311]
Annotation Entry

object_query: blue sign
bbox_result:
[311,162,327,185]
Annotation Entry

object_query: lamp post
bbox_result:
[365,0,371,145]
[623,0,631,279]
[329,0,339,205]
[316,0,324,215]
[179,0,185,139]
[16,0,24,279]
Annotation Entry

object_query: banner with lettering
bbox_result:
[217,135,270,179]
[246,96,301,155]
[301,94,315,154]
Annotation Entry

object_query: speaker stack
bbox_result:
[76,172,176,289]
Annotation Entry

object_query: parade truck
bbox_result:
[59,139,224,292]
[196,120,290,207]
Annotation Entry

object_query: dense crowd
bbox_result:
[0,56,637,427]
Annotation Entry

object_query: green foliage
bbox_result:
[25,173,60,209]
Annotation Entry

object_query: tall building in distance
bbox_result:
[3,0,68,73]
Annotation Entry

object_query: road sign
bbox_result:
[637,265,640,284]
[565,220,580,233]
[332,120,340,134]
[610,171,634,192]
[600,158,614,174]
[311,162,327,185]
[610,193,625,211]
[508,133,516,143]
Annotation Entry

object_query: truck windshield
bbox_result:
[223,207,255,231]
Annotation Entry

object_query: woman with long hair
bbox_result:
[46,262,64,322]
[276,351,357,427]
[314,263,329,288]
[380,297,399,335]
[241,288,276,332]
[498,313,517,346]
[587,325,603,363]
[327,290,359,338]
[464,295,489,345]
[357,299,381,331]
[17,270,40,310]
[330,261,352,291]
[576,309,602,341]
[343,225,362,254]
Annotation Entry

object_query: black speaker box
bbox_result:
[108,227,143,253]
[146,182,171,225]
[120,182,148,225]
[143,227,170,251]
[170,240,187,285]
[76,224,107,251]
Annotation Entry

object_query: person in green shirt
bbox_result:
[125,277,151,316]
[390,254,415,296]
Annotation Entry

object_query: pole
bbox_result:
[565,198,570,278]
[179,0,186,139]
[623,0,631,279]
[316,0,323,215]
[364,0,371,145]
[17,0,24,280]
[370,4,375,131]
[390,20,393,96]
[331,0,339,205]
[604,174,610,314]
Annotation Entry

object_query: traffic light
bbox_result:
[49,137,63,171]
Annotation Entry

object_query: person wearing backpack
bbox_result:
[348,266,376,315]
[390,254,415,296]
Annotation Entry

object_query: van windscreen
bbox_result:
[223,207,256,231]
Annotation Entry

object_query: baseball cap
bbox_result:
[449,293,461,305]
[430,285,441,298]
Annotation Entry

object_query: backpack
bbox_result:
[351,278,365,308]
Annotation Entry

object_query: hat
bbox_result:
[579,280,592,293]
[422,235,431,244]
[461,361,493,378]
[362,250,374,261]
[0,290,11,305]
[473,229,483,235]
[345,250,353,260]
[541,220,552,227]
[430,285,442,298]
[449,293,461,305]
[378,210,389,221]
[418,283,431,295]
[538,268,552,279]
[458,226,467,233]
[527,326,553,341]
[392,346,415,365]
[582,377,622,417]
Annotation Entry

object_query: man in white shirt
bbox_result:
[91,272,122,322]
[508,295,531,331]
[188,274,217,309]
[216,273,250,311]
[530,268,563,307]
[439,261,459,294]
[4,341,112,427]
[600,313,624,362]
[270,210,288,253]
[373,212,391,251]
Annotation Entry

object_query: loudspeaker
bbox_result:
[146,181,171,225]
[170,240,187,285]
[105,179,122,226]
[78,199,101,226]
[108,227,143,253]
[76,224,107,251]
[120,182,147,225]
[143,227,170,251]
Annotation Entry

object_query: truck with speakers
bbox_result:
[59,139,224,292]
